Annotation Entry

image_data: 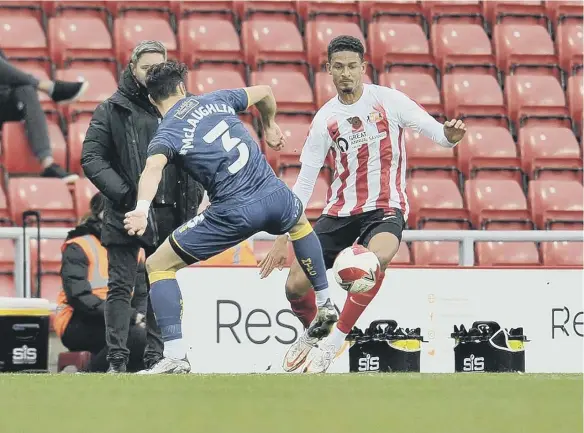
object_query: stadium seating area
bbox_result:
[0,0,582,301]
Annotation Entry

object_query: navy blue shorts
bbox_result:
[169,186,303,264]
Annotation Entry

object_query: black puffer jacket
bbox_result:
[81,67,204,247]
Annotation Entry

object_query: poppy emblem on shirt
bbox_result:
[346,116,362,129]
[367,111,383,124]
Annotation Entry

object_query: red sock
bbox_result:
[289,289,317,329]
[337,273,385,334]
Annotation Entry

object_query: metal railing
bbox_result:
[2,227,582,298]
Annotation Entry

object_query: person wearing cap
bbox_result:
[54,193,148,372]
[0,50,87,182]
[81,41,204,373]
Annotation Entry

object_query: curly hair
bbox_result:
[327,35,365,62]
[145,60,188,103]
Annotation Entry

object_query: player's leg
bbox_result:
[139,238,191,374]
[305,209,405,373]
[283,215,359,372]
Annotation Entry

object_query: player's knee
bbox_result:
[285,265,311,300]
[145,254,170,275]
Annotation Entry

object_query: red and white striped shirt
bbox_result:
[293,84,456,220]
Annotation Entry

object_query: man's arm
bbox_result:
[81,104,134,208]
[244,85,277,128]
[136,154,168,211]
[391,89,460,148]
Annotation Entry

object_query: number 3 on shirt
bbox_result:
[203,120,249,174]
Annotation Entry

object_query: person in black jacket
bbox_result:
[55,193,147,372]
[81,41,203,372]
[0,50,87,182]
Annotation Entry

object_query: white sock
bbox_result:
[328,326,348,350]
[164,338,186,360]
[315,287,331,306]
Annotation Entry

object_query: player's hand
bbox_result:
[124,210,148,237]
[264,123,286,151]
[258,235,288,279]
[444,119,467,144]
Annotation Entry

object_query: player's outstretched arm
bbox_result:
[244,85,286,151]
[123,154,168,236]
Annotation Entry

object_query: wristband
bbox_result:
[136,200,151,218]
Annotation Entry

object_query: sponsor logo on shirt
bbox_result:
[346,116,363,129]
[335,130,388,153]
[367,111,383,124]
[174,98,200,120]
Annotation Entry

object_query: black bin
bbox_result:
[452,321,528,373]
[348,320,425,373]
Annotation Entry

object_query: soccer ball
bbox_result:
[333,245,380,294]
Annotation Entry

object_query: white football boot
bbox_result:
[282,299,338,372]
[303,338,339,374]
[136,357,191,375]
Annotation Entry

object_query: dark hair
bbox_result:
[327,35,365,62]
[80,192,105,224]
[146,60,188,103]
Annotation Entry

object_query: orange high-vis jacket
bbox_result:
[54,234,109,337]
[197,240,257,266]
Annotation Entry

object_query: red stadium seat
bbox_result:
[55,67,117,120]
[368,21,431,72]
[505,75,567,126]
[0,186,12,227]
[280,168,329,220]
[475,242,540,266]
[0,239,15,297]
[458,125,520,181]
[494,23,557,74]
[421,0,482,24]
[407,178,470,229]
[305,20,365,70]
[0,14,47,59]
[542,241,584,267]
[443,73,505,119]
[187,69,245,94]
[518,125,582,180]
[567,75,583,132]
[250,70,314,112]
[298,1,360,22]
[30,238,63,275]
[178,17,242,66]
[359,1,423,23]
[236,1,297,20]
[404,128,457,177]
[263,115,311,170]
[8,178,77,227]
[241,18,305,67]
[314,71,372,108]
[1,121,67,175]
[48,16,114,68]
[391,242,411,265]
[241,121,260,145]
[483,1,546,26]
[545,1,583,26]
[412,241,460,266]
[35,274,62,303]
[114,17,176,65]
[557,20,583,73]
[431,23,494,72]
[465,179,533,230]
[528,180,584,229]
[73,177,99,220]
[172,1,236,19]
[13,62,55,111]
[380,71,442,115]
[67,118,91,175]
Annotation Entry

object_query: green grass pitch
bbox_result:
[0,373,581,433]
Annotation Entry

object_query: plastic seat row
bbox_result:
[2,2,581,74]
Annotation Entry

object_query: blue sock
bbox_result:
[148,271,183,344]
[290,223,329,294]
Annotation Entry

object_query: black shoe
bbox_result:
[51,80,89,104]
[41,163,79,184]
[107,362,127,374]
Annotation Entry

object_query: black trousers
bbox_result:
[105,206,178,366]
[0,57,52,161]
[61,312,146,372]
